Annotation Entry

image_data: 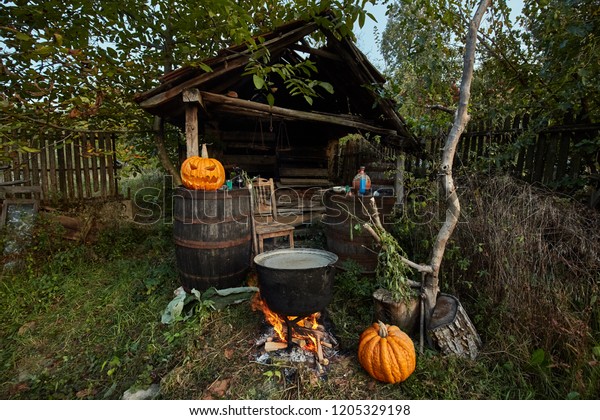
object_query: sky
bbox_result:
[354,0,525,71]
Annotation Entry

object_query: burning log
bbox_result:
[252,292,339,372]
[292,338,307,348]
[316,339,324,363]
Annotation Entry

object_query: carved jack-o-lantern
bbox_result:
[180,144,226,190]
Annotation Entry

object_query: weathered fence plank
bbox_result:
[105,133,116,197]
[98,134,108,198]
[65,139,75,200]
[81,133,92,198]
[555,129,572,181]
[73,136,84,199]
[453,112,598,205]
[91,135,100,193]
[1,132,118,203]
[39,136,49,199]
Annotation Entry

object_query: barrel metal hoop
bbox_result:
[178,266,248,281]
[173,234,251,249]
[174,214,248,224]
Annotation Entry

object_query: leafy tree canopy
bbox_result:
[0,0,375,159]
[381,0,599,136]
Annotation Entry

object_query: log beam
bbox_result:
[200,91,401,139]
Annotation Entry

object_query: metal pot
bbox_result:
[254,248,338,317]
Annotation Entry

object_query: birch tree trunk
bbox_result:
[422,0,492,317]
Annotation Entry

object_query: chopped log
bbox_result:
[316,339,324,363]
[294,326,327,339]
[372,288,420,335]
[428,294,482,359]
[264,341,288,352]
[292,338,306,348]
[43,213,97,242]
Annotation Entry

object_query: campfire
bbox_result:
[251,293,338,369]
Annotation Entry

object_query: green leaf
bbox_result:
[253,74,265,90]
[15,32,32,42]
[160,292,187,324]
[529,348,545,366]
[34,45,54,56]
[20,146,40,153]
[267,93,275,107]
[592,346,600,358]
[319,82,334,94]
[203,286,258,310]
[199,62,212,73]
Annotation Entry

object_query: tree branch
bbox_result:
[6,113,151,134]
[153,116,182,186]
[423,0,491,314]
[426,104,456,115]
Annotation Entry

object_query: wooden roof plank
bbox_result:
[136,22,318,107]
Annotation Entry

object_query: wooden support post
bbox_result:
[185,103,199,158]
[183,88,203,158]
[395,153,405,207]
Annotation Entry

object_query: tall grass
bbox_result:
[1,174,598,399]
[444,175,600,398]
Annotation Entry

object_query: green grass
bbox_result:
[0,222,185,399]
[1,181,599,399]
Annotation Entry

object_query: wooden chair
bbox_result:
[251,177,295,254]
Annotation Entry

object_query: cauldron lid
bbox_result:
[254,248,338,270]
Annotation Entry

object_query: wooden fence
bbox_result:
[456,115,600,190]
[1,132,119,202]
[334,114,599,207]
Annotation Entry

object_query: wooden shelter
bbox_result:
[135,17,419,188]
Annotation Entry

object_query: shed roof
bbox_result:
[135,17,419,152]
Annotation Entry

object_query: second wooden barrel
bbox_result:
[173,187,251,292]
[323,191,396,273]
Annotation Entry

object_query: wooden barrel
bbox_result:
[323,191,396,273]
[173,187,251,292]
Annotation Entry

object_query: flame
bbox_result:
[251,293,322,352]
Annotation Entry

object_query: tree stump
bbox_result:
[372,288,420,335]
[428,294,482,359]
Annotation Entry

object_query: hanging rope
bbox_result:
[251,118,268,151]
[275,121,291,152]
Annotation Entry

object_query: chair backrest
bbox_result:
[252,177,278,219]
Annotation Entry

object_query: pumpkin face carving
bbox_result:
[180,144,226,190]
[358,321,416,384]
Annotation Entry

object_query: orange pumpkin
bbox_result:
[180,144,226,190]
[358,321,416,384]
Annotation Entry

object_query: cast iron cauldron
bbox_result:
[254,248,338,317]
